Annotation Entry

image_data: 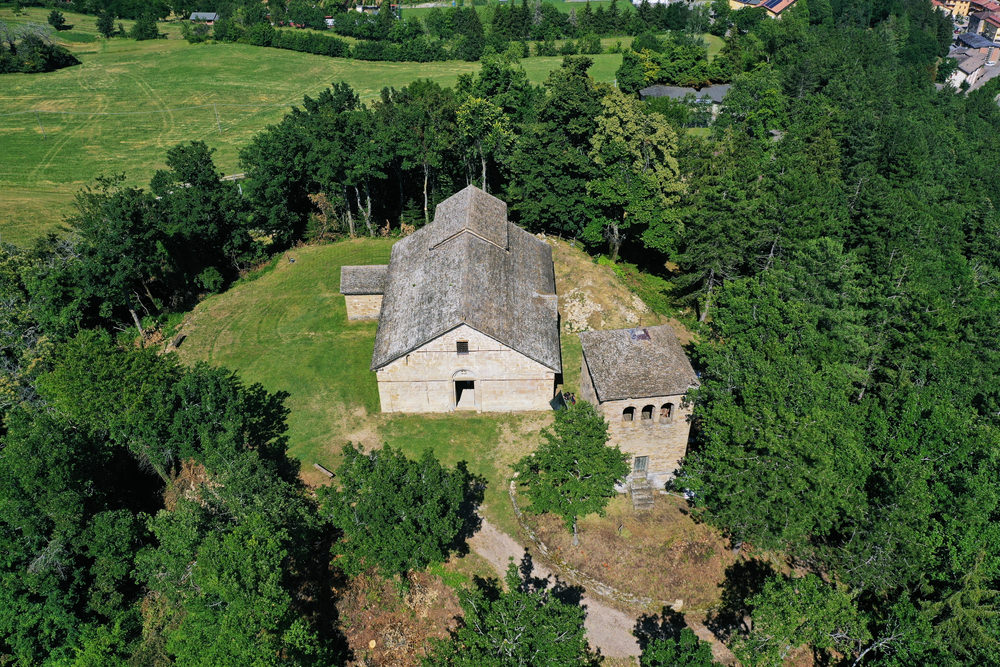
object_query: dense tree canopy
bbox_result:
[4,0,998,663]
[319,444,484,579]
[425,562,598,666]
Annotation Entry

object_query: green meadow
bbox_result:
[0,7,623,245]
[175,239,556,535]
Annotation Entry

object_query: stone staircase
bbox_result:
[630,476,654,511]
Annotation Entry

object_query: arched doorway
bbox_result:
[453,369,477,411]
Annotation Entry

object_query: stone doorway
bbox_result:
[455,380,476,410]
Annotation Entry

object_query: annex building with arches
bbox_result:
[578,325,699,487]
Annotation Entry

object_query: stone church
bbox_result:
[341,185,561,413]
[341,185,698,487]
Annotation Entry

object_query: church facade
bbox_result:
[341,186,561,413]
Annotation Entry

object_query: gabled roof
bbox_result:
[427,186,509,251]
[340,265,388,295]
[958,32,998,48]
[639,84,730,103]
[371,186,560,372]
[189,12,219,20]
[580,325,698,402]
[957,52,988,73]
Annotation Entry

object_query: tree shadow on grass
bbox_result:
[448,460,486,557]
[634,606,689,652]
[705,557,777,642]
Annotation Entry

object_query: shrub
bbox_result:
[241,22,275,46]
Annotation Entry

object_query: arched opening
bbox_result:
[641,405,654,421]
[453,369,476,411]
[622,406,635,422]
[660,403,674,423]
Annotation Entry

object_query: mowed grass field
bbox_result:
[173,236,668,535]
[0,7,624,245]
[174,239,552,535]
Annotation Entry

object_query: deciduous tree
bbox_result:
[515,401,627,545]
[425,561,598,666]
[320,444,484,578]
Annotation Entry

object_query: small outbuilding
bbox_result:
[189,12,219,23]
[340,265,388,320]
[579,325,698,488]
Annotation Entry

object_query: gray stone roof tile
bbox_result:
[340,264,388,295]
[371,186,560,372]
[580,325,698,402]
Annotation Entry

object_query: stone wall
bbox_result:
[344,294,382,320]
[375,324,556,413]
[581,354,692,488]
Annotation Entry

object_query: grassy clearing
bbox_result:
[174,239,549,536]
[0,7,622,245]
[174,236,661,538]
[524,493,737,613]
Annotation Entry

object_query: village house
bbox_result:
[341,185,561,413]
[935,0,972,17]
[948,45,991,86]
[639,84,731,121]
[578,325,698,489]
[728,0,798,18]
[188,12,219,24]
[969,9,1000,39]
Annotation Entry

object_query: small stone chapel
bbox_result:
[341,185,561,413]
[340,185,699,487]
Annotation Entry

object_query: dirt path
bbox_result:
[468,518,738,664]
[468,518,641,658]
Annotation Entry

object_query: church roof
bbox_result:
[340,264,388,295]
[427,185,509,251]
[371,186,561,372]
[579,325,698,402]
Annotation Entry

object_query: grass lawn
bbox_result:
[0,7,622,245]
[173,235,669,535]
[175,239,551,536]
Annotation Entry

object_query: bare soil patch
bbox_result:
[336,570,462,667]
[525,494,737,614]
[548,238,666,333]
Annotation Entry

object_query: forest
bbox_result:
[3,0,1000,664]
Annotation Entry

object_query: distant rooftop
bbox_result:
[639,84,730,104]
[189,12,219,20]
[959,31,1000,48]
[731,0,797,14]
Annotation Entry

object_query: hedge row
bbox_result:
[236,23,451,63]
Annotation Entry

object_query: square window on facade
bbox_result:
[457,340,469,355]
